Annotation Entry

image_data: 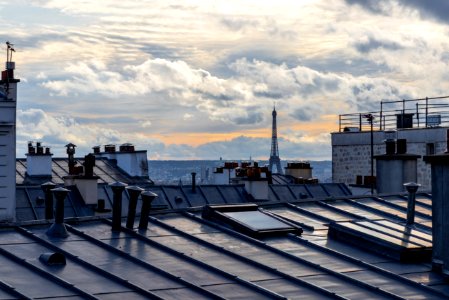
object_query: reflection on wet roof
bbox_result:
[0,189,448,299]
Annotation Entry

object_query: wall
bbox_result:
[332,127,448,191]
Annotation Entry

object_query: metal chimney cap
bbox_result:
[51,187,70,194]
[141,191,158,200]
[41,181,56,189]
[126,185,144,192]
[403,182,421,193]
[109,181,128,188]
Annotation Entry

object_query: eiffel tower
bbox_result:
[269,106,283,174]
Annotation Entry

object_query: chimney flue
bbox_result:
[125,186,143,229]
[41,181,56,219]
[110,182,127,231]
[46,187,70,238]
[404,182,420,226]
[139,191,158,230]
[396,139,407,154]
[191,172,196,193]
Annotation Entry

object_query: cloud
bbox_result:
[354,36,403,54]
[140,120,152,128]
[17,108,122,155]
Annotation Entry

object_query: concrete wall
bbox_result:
[332,127,448,191]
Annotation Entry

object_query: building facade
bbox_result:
[332,127,448,191]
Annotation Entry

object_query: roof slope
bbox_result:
[0,192,447,299]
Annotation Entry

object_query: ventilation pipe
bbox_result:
[191,172,196,193]
[65,143,78,175]
[139,191,158,230]
[46,187,70,238]
[41,181,56,219]
[404,182,420,226]
[126,186,143,229]
[110,182,127,231]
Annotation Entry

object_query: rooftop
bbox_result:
[1,187,448,299]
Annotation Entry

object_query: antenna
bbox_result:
[6,41,15,63]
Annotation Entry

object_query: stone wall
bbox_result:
[332,127,449,191]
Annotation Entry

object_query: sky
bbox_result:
[2,0,449,160]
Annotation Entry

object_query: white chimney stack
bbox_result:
[26,142,53,177]
[94,143,149,178]
[0,44,19,221]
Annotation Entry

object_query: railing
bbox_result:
[339,96,449,132]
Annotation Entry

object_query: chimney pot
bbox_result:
[125,186,144,229]
[109,181,128,231]
[396,139,407,154]
[404,182,420,226]
[46,187,70,238]
[191,172,196,193]
[139,191,158,230]
[41,181,56,219]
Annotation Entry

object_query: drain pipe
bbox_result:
[404,182,420,226]
[41,181,56,219]
[46,187,70,238]
[191,172,196,193]
[139,191,158,230]
[126,186,144,229]
[110,182,128,231]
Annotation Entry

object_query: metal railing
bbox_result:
[339,96,449,132]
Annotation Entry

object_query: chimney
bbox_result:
[41,181,56,219]
[46,187,69,238]
[191,172,196,193]
[423,129,449,273]
[72,153,99,205]
[26,142,53,177]
[110,181,127,231]
[65,143,81,175]
[285,161,313,180]
[375,139,420,194]
[0,44,20,222]
[404,182,420,226]
[94,143,149,178]
[125,186,143,229]
[212,162,237,184]
[242,165,269,200]
[139,191,158,230]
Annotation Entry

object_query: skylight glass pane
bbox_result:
[223,211,291,231]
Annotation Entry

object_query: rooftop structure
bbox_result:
[333,96,449,191]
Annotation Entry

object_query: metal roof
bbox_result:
[0,191,448,299]
[16,158,152,186]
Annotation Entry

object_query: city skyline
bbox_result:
[2,0,449,159]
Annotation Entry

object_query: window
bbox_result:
[202,204,303,238]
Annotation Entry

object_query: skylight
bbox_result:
[202,204,303,238]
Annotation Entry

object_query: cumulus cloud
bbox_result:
[17,108,122,155]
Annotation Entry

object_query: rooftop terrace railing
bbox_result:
[339,96,449,132]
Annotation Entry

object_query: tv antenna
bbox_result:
[6,41,15,63]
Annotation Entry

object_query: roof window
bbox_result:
[202,204,303,238]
